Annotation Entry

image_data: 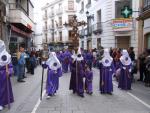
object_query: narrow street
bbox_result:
[1,66,150,113]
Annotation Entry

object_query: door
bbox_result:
[116,36,130,49]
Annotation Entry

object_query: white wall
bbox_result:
[76,0,139,54]
[32,0,48,50]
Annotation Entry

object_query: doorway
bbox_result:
[116,36,130,49]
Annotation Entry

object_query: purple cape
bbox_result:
[100,62,114,93]
[85,71,93,93]
[118,62,132,90]
[46,67,62,95]
[69,60,77,92]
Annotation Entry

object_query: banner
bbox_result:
[112,18,133,31]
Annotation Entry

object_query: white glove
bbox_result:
[42,61,45,65]
[123,67,126,70]
[129,69,131,72]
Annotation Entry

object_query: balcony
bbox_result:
[86,1,91,8]
[88,26,92,36]
[49,12,55,18]
[140,4,150,19]
[56,9,63,15]
[9,3,34,32]
[43,14,47,20]
[79,29,85,38]
[92,22,102,35]
[76,0,81,3]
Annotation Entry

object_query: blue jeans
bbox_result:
[13,64,17,76]
[17,64,25,80]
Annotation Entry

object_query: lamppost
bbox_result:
[86,11,94,37]
[64,15,86,50]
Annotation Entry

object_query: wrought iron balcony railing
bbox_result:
[92,22,102,34]
[143,4,150,12]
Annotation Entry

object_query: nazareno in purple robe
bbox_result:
[69,59,77,93]
[76,60,85,96]
[61,50,71,73]
[85,70,93,94]
[100,62,114,94]
[46,67,62,95]
[118,62,132,90]
[0,64,14,107]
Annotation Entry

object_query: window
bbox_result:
[59,17,62,26]
[59,32,62,41]
[97,10,101,22]
[52,32,54,42]
[115,0,132,18]
[51,19,54,28]
[81,1,84,11]
[68,15,74,23]
[68,0,74,10]
[59,3,62,9]
[51,7,54,15]
[144,0,150,8]
[88,0,91,4]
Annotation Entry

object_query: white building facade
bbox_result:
[76,0,140,56]
[42,0,76,51]
[8,0,35,52]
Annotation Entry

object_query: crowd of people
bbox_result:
[0,38,150,111]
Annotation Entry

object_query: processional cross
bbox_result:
[64,15,86,49]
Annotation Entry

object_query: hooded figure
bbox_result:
[62,49,71,73]
[75,47,85,97]
[42,52,62,98]
[100,48,114,94]
[84,63,93,95]
[0,40,14,110]
[118,49,132,90]
[69,50,77,93]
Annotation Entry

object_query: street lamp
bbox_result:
[86,11,94,36]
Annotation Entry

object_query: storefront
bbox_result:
[9,25,32,53]
[112,18,133,49]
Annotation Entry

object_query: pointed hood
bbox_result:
[46,52,61,70]
[77,47,83,61]
[120,49,131,66]
[0,40,11,66]
[101,48,113,67]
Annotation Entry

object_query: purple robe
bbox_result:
[46,67,62,95]
[69,60,77,92]
[100,62,114,93]
[0,64,14,106]
[85,70,93,93]
[118,62,132,90]
[62,51,71,73]
[76,60,85,95]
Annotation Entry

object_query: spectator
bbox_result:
[17,44,26,82]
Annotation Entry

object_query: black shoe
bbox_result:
[89,92,93,95]
[73,90,76,94]
[17,79,25,82]
[108,92,112,95]
[79,94,84,98]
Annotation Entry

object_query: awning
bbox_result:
[11,25,32,38]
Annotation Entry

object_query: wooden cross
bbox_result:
[64,15,86,49]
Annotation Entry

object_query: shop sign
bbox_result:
[112,18,132,31]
